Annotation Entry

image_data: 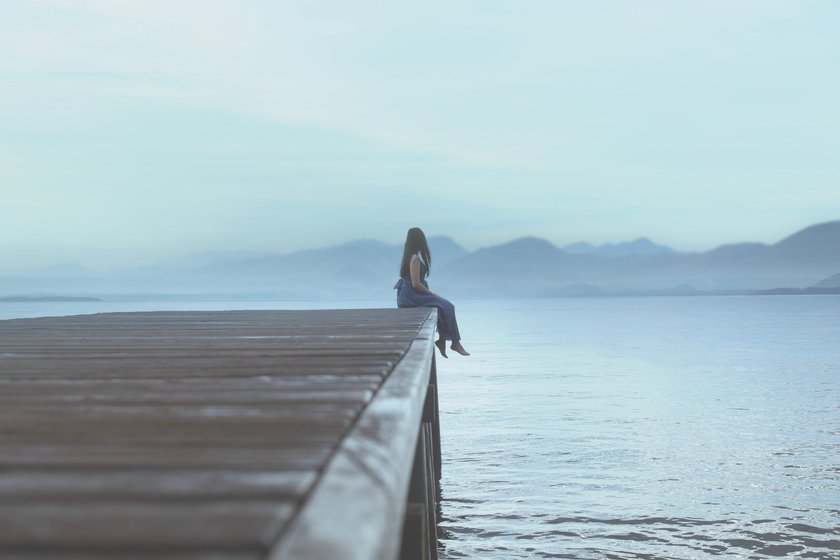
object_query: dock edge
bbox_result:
[267,308,440,560]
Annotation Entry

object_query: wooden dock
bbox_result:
[0,308,442,560]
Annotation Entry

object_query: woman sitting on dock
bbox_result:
[395,227,469,357]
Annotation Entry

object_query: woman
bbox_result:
[395,227,469,357]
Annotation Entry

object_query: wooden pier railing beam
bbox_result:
[268,310,438,560]
[400,361,442,560]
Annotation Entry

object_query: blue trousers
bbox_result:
[395,278,462,341]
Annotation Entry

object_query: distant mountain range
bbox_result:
[563,237,675,256]
[2,221,839,299]
[815,272,840,288]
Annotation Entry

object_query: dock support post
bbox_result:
[400,356,441,560]
[429,355,442,481]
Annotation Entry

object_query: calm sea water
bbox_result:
[438,296,840,559]
[3,296,838,559]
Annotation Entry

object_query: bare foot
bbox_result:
[435,339,448,358]
[450,341,470,356]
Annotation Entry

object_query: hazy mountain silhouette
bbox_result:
[771,221,840,262]
[813,272,840,289]
[697,222,840,265]
[702,242,771,262]
[438,237,585,297]
[435,221,840,296]
[564,237,675,256]
[2,222,839,298]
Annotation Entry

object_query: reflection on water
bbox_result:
[437,296,840,559]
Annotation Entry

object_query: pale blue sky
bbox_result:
[2,0,839,270]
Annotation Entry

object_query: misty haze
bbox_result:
[3,221,840,301]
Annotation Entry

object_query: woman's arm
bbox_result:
[409,255,431,293]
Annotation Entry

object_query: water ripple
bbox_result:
[437,297,840,559]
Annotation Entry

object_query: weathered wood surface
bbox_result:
[0,308,436,559]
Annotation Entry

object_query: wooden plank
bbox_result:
[0,502,294,549]
[0,444,333,470]
[0,377,383,396]
[0,365,395,381]
[4,553,261,560]
[0,470,316,502]
[0,388,376,405]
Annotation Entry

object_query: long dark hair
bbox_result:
[400,227,432,278]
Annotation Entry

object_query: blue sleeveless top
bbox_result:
[394,252,429,289]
